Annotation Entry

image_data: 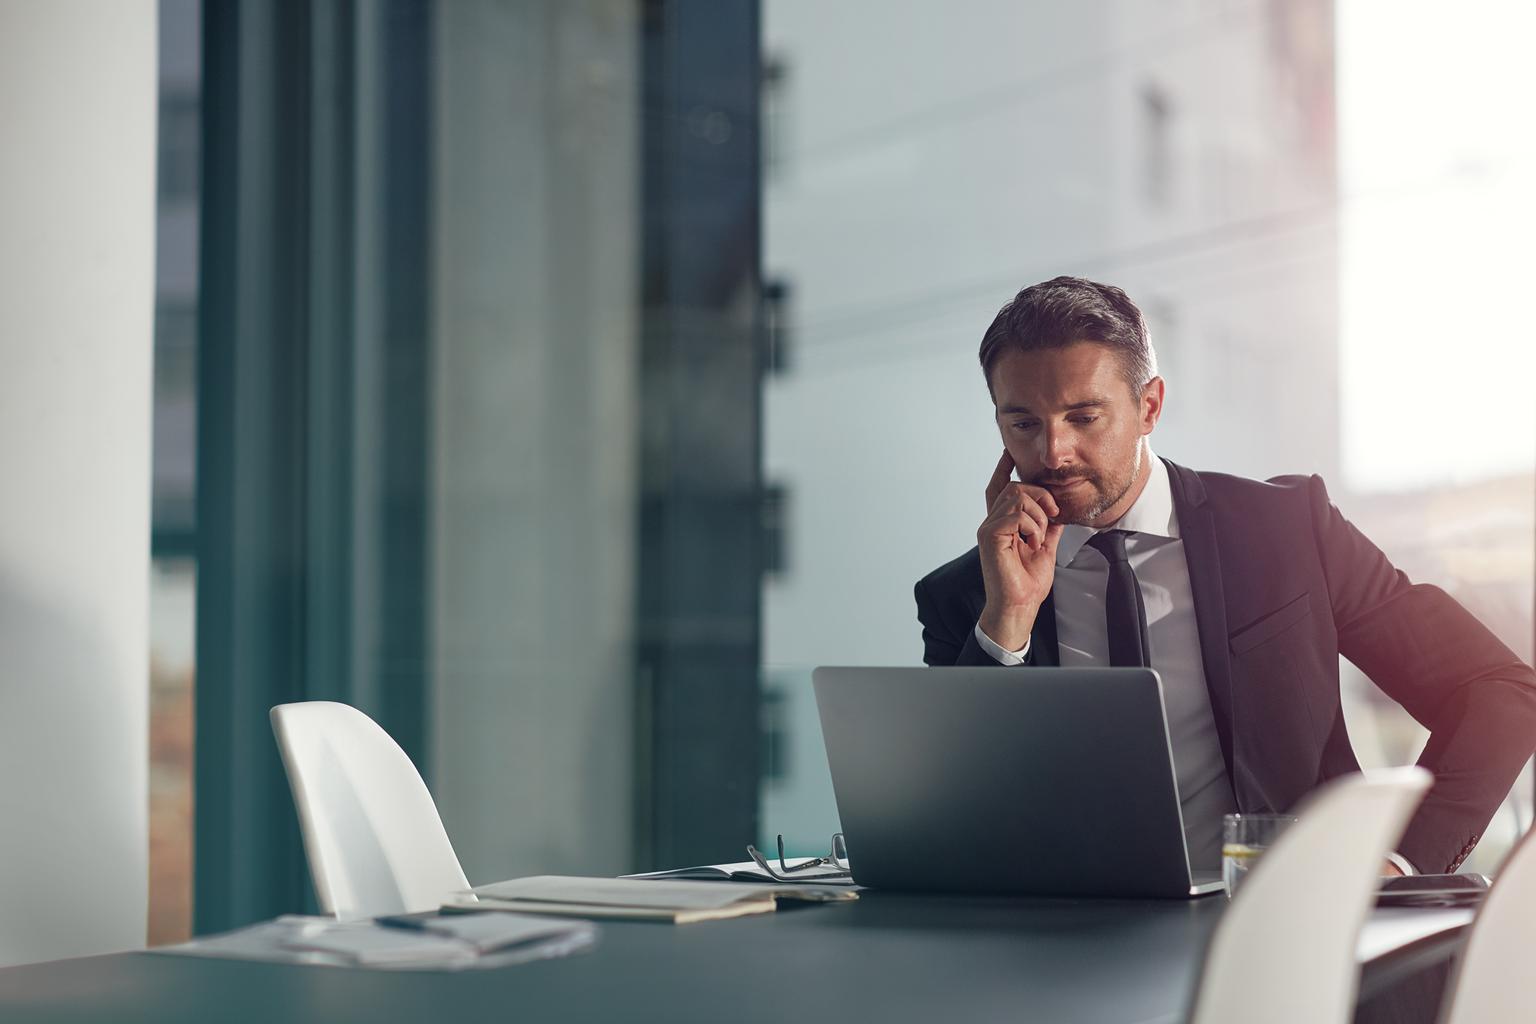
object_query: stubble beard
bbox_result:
[1041,441,1143,526]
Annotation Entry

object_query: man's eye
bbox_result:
[1011,422,1038,431]
[1070,416,1098,425]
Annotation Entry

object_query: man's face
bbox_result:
[989,342,1163,526]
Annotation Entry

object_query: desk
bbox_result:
[0,893,1468,1024]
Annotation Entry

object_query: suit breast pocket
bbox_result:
[1229,593,1313,654]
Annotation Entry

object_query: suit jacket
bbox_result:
[914,458,1536,874]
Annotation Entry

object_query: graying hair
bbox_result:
[979,276,1158,394]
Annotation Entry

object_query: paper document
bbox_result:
[285,925,477,967]
[452,895,777,924]
[372,911,598,954]
[153,913,598,970]
[449,875,856,924]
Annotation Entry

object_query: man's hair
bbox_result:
[978,276,1158,394]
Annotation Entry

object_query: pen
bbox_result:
[373,914,435,932]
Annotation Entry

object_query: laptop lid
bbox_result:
[812,666,1220,899]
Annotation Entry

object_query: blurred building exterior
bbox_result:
[1337,472,1535,875]
[760,0,1535,873]
[760,0,1344,848]
[148,0,199,945]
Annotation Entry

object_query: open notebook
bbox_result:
[444,875,856,924]
[624,859,855,885]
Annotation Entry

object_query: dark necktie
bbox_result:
[1084,529,1150,667]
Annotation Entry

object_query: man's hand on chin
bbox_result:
[976,449,1064,650]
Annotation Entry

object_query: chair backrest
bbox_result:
[270,701,471,919]
[1438,822,1536,1024]
[1189,767,1433,1024]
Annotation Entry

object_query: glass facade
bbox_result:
[178,1,761,931]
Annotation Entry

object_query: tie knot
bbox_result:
[1086,529,1133,563]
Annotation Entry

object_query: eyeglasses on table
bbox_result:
[746,833,851,882]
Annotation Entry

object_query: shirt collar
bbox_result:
[1055,448,1180,567]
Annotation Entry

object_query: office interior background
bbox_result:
[3,0,1526,954]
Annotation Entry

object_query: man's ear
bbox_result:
[1140,376,1165,434]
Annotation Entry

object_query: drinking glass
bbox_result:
[1222,813,1296,896]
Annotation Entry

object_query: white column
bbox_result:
[0,0,156,965]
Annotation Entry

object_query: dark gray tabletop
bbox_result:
[0,892,1462,1024]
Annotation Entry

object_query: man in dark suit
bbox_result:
[915,275,1536,876]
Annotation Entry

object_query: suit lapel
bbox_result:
[1164,459,1236,782]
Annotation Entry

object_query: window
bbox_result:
[759,0,1533,872]
[1141,83,1174,209]
[762,278,793,376]
[149,0,200,946]
[761,53,789,181]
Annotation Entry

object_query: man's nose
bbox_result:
[1038,425,1072,469]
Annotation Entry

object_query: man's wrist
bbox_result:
[977,603,1038,653]
[974,622,1030,665]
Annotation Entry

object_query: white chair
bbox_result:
[270,701,472,919]
[1188,767,1433,1024]
[1437,824,1536,1023]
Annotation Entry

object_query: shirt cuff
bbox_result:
[1385,851,1417,876]
[974,622,1030,666]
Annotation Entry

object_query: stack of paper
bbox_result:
[283,923,479,968]
[447,875,857,924]
[376,912,597,955]
[305,913,599,965]
[155,912,598,970]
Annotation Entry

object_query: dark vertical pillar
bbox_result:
[636,0,764,868]
[195,0,315,933]
[370,1,433,765]
[303,0,359,739]
[194,0,432,933]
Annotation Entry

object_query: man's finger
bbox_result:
[981,508,1043,549]
[1031,485,1061,519]
[985,449,1016,510]
[989,480,1060,523]
[990,479,1061,521]
[1021,494,1049,537]
[1015,511,1044,551]
[987,489,1050,542]
[982,506,1042,539]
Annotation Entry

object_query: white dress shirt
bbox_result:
[974,451,1416,875]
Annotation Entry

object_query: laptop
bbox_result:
[812,666,1225,898]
